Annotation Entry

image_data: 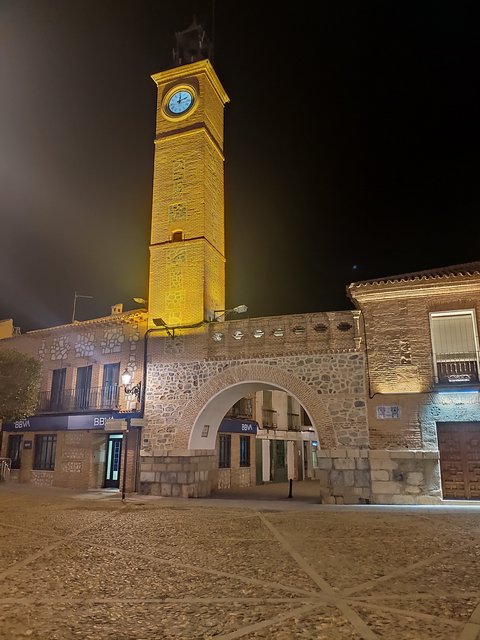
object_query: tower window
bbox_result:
[172,231,183,242]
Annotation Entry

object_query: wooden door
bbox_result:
[437,422,480,499]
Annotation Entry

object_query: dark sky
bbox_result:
[1,1,478,333]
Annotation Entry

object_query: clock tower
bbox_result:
[148,20,229,329]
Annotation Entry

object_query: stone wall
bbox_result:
[139,449,216,498]
[143,351,368,452]
[313,448,441,505]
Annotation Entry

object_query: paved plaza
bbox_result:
[0,483,480,639]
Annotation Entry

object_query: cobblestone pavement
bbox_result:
[1,483,480,639]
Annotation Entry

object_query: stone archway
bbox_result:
[172,363,337,450]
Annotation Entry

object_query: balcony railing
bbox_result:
[434,352,480,385]
[262,408,277,428]
[37,385,120,414]
[225,399,253,419]
[0,459,11,482]
[287,412,300,431]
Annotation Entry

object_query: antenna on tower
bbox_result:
[211,0,215,63]
[172,15,213,67]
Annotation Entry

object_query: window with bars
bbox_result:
[430,310,480,384]
[219,434,231,469]
[7,435,22,469]
[34,434,57,470]
[239,436,250,467]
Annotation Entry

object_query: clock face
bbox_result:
[166,88,194,115]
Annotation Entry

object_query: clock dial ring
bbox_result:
[163,85,196,119]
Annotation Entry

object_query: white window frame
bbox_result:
[430,310,480,383]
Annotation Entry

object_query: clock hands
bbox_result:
[166,88,193,115]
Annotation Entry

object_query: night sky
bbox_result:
[1,1,478,333]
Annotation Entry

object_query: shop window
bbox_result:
[219,434,231,469]
[239,436,250,467]
[34,434,57,471]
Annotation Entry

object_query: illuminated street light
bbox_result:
[213,304,248,321]
[121,369,141,401]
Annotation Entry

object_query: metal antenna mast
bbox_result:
[71,291,94,323]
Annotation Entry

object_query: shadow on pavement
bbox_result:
[211,479,322,503]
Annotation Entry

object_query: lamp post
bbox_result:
[121,420,129,502]
[213,304,248,322]
[120,370,141,502]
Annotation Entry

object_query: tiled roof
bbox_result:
[348,261,480,289]
[25,309,148,334]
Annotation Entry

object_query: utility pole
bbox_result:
[121,419,130,502]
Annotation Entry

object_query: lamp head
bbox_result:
[121,369,132,386]
[232,304,248,314]
[213,305,248,321]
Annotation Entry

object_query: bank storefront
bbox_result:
[1,412,142,491]
[213,418,258,490]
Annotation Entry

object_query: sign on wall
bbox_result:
[219,418,258,434]
[1,412,139,432]
[376,405,400,419]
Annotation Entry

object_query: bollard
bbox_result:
[288,478,293,498]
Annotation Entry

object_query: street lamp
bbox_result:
[121,369,141,401]
[153,317,175,338]
[213,304,248,321]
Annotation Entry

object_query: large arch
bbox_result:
[175,363,337,450]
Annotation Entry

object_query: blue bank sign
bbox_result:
[2,412,140,433]
[219,418,258,434]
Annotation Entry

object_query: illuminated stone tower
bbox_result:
[148,21,229,328]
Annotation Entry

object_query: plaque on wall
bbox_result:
[376,405,400,419]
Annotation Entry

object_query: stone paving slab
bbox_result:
[349,595,478,623]
[0,601,303,640]
[1,483,480,639]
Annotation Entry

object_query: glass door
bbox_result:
[104,434,123,488]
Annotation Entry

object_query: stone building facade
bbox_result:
[0,306,146,492]
[138,310,368,498]
[2,37,479,505]
[3,265,480,504]
[347,263,480,504]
